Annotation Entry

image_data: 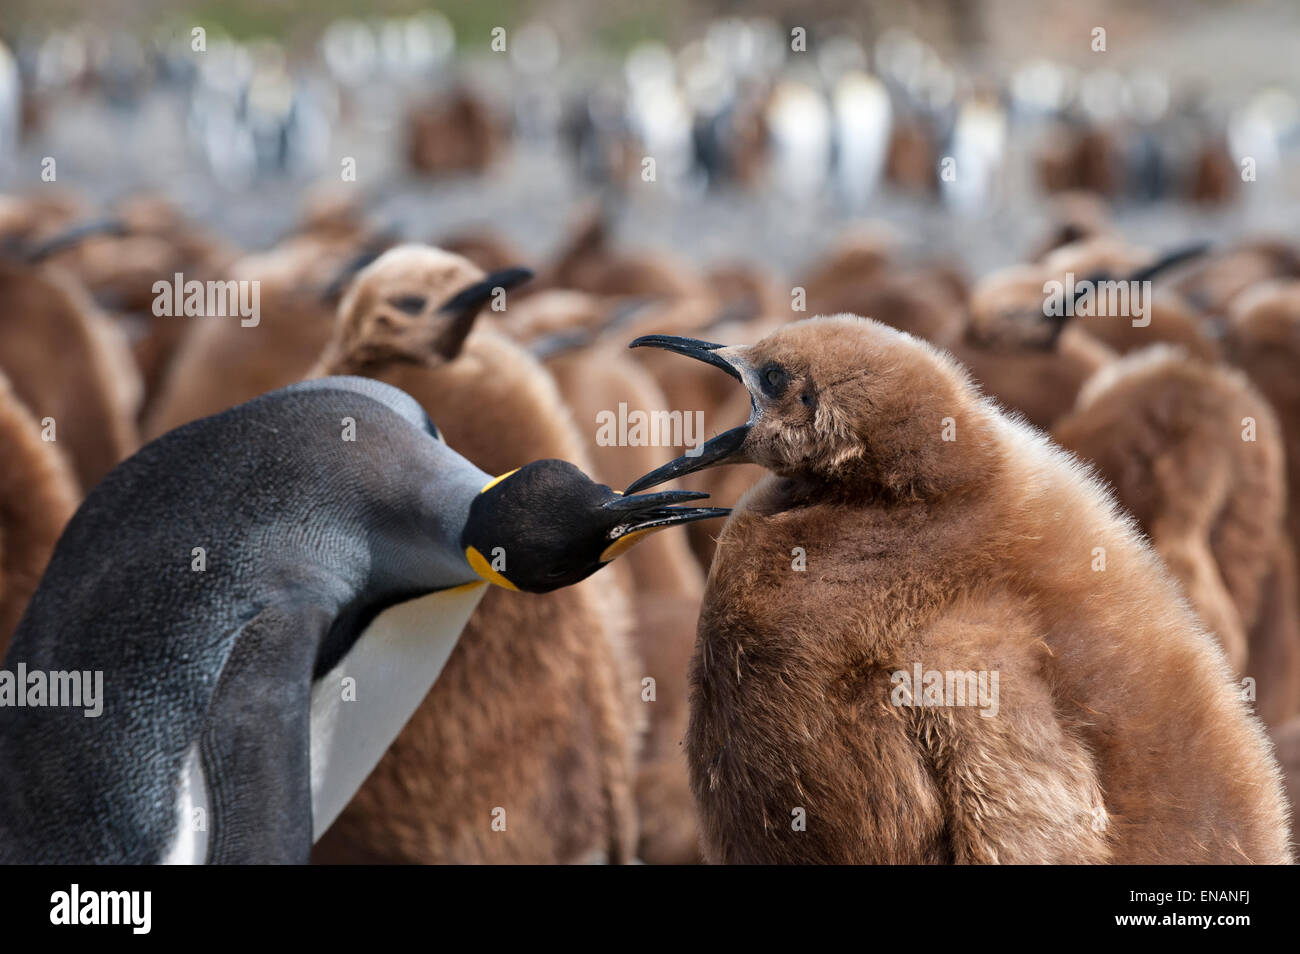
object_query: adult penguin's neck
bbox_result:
[304,452,489,679]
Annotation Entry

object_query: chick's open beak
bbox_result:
[624,334,756,494]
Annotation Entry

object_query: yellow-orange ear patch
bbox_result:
[480,469,520,494]
[465,545,520,591]
[598,526,661,563]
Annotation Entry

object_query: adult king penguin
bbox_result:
[626,317,1291,864]
[0,376,724,863]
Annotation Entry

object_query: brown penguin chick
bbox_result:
[114,194,239,271]
[55,230,220,410]
[885,116,939,193]
[1272,716,1300,836]
[1189,135,1237,204]
[797,229,966,342]
[706,261,786,320]
[1227,281,1300,565]
[292,185,369,242]
[36,192,239,303]
[798,227,898,304]
[1036,120,1123,196]
[0,371,79,657]
[1226,284,1300,726]
[0,259,140,494]
[142,232,396,438]
[0,192,86,247]
[1249,541,1300,727]
[540,336,709,862]
[405,86,503,175]
[540,207,708,302]
[1040,239,1218,361]
[948,265,1116,430]
[1172,239,1300,318]
[627,315,1291,864]
[437,229,529,276]
[808,270,966,348]
[307,245,641,864]
[1052,347,1296,709]
[1030,191,1114,261]
[499,288,613,343]
[619,296,733,344]
[40,195,241,406]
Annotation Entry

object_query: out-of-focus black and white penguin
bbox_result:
[0,376,724,863]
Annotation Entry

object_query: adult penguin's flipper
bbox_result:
[198,606,325,864]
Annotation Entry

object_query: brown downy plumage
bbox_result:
[406,87,503,175]
[1272,716,1300,842]
[1226,281,1300,562]
[1189,136,1238,204]
[706,261,786,320]
[1053,347,1299,722]
[540,207,708,302]
[501,288,615,342]
[308,245,640,864]
[810,271,966,348]
[40,195,240,407]
[886,117,939,193]
[1040,239,1218,361]
[293,185,371,242]
[1172,239,1300,319]
[539,335,707,862]
[142,231,395,439]
[629,314,1290,864]
[0,258,140,494]
[1036,121,1123,196]
[0,192,87,247]
[0,371,79,657]
[438,229,529,276]
[798,227,897,303]
[948,264,1116,430]
[1030,191,1114,261]
[801,228,968,348]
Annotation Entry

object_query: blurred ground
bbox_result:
[2,0,1298,279]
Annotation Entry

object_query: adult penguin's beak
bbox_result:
[624,335,757,494]
[597,489,730,561]
[462,458,729,592]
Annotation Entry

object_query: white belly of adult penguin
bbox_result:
[0,375,724,863]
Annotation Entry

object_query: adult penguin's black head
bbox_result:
[461,459,728,593]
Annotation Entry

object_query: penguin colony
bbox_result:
[2,188,1297,865]
[2,19,1300,866]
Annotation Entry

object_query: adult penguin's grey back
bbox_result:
[0,376,489,863]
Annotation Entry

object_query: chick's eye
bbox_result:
[760,363,789,398]
[388,295,427,315]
